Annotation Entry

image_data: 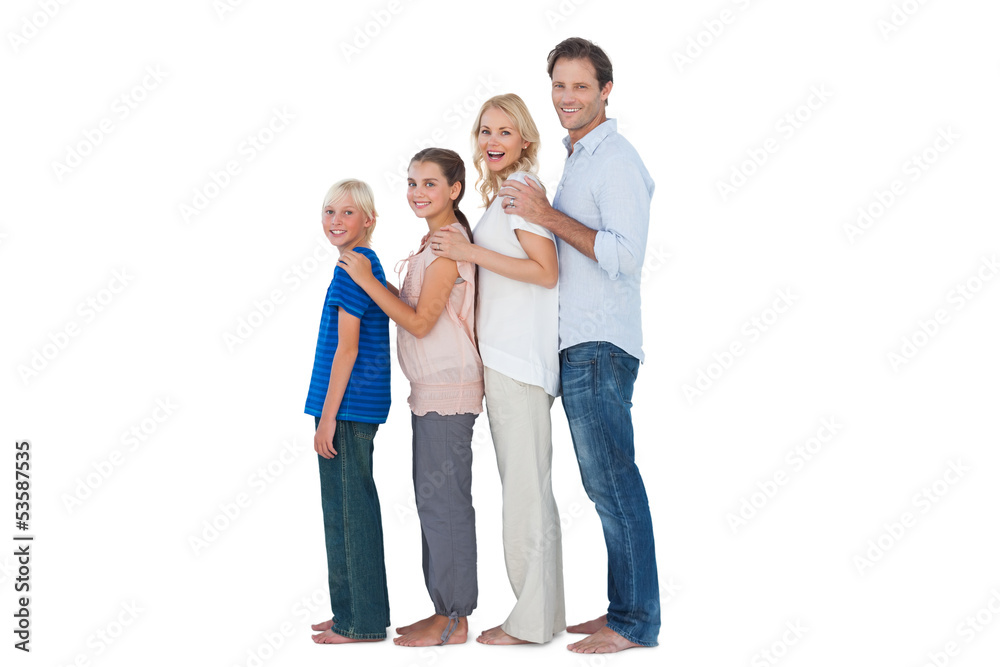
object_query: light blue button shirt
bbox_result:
[552,119,654,362]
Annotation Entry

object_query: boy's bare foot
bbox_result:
[394,614,467,647]
[310,620,334,632]
[395,614,435,635]
[476,625,530,645]
[567,626,642,654]
[566,614,607,634]
[311,629,382,644]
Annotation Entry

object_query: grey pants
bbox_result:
[411,411,478,617]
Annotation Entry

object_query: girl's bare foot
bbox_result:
[395,614,435,635]
[394,614,467,647]
[476,625,530,645]
[566,614,607,634]
[310,619,334,632]
[311,629,382,644]
[567,626,642,654]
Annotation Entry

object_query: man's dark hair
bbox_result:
[546,37,613,106]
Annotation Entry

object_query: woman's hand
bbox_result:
[430,227,476,263]
[314,418,338,458]
[338,250,374,285]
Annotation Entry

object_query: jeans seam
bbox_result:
[596,380,638,624]
[612,351,639,619]
[339,425,358,634]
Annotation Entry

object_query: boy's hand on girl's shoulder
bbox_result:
[315,419,338,458]
[338,250,374,284]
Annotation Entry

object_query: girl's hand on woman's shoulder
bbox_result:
[338,250,373,283]
[430,227,475,263]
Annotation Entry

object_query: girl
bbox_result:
[429,94,564,645]
[304,179,392,643]
[338,148,483,647]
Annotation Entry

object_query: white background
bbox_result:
[3,0,999,665]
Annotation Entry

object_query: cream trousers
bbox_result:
[484,366,566,643]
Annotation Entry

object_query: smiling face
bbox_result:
[551,56,612,143]
[407,160,461,226]
[477,106,528,174]
[321,194,372,253]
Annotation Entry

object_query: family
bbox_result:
[302,37,659,654]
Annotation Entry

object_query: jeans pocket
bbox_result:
[610,352,639,406]
[563,344,598,366]
[351,422,378,441]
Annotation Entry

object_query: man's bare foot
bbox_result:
[476,625,530,645]
[310,619,334,632]
[311,629,382,644]
[394,614,467,647]
[566,615,607,634]
[395,614,435,635]
[567,626,642,654]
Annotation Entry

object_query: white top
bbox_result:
[473,171,560,397]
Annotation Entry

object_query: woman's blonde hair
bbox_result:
[470,94,541,207]
[322,178,378,242]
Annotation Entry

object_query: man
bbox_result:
[499,37,659,654]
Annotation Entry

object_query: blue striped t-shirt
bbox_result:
[304,247,391,423]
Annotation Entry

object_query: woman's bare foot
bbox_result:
[394,614,467,647]
[311,628,383,644]
[567,626,642,654]
[476,625,530,645]
[566,614,607,634]
[310,619,334,632]
[395,614,435,635]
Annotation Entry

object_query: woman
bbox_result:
[429,93,564,645]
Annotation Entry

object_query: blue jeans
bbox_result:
[560,342,660,646]
[315,417,390,639]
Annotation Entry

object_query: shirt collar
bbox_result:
[562,118,617,156]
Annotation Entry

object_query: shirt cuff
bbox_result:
[593,229,621,280]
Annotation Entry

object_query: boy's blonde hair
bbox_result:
[323,178,378,242]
